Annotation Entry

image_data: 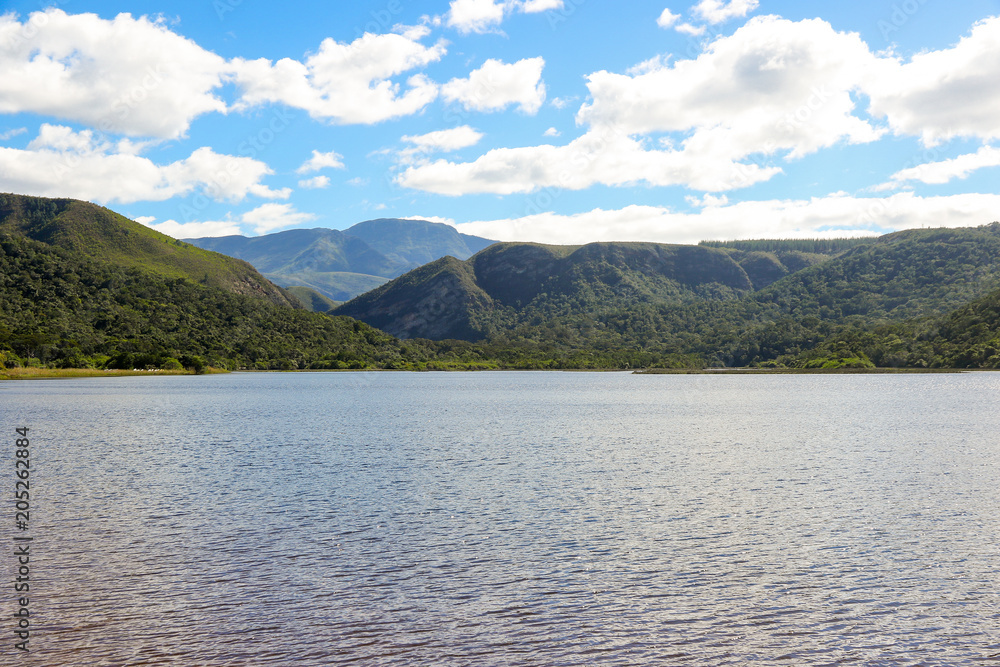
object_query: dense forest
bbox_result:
[3,194,1000,373]
[335,224,1000,370]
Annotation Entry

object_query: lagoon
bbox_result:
[4,371,1000,664]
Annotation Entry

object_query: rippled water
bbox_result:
[5,371,1000,665]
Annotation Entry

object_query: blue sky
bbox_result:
[1,0,999,244]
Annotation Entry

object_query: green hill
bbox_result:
[345,217,494,267]
[0,193,297,307]
[0,194,446,371]
[7,193,1000,372]
[334,241,754,340]
[785,280,1000,370]
[333,223,1000,369]
[283,286,341,312]
[185,218,495,301]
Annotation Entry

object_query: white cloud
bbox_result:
[230,28,446,124]
[692,0,759,24]
[0,127,26,141]
[401,17,884,196]
[401,215,458,225]
[241,203,317,234]
[627,55,670,76]
[686,193,730,208]
[442,57,546,114]
[450,193,1000,245]
[401,125,484,152]
[657,8,680,29]
[0,9,227,139]
[444,0,562,33]
[397,126,484,167]
[887,145,1000,187]
[544,127,560,137]
[866,17,1000,146]
[446,0,506,34]
[296,150,345,174]
[519,0,564,12]
[0,124,288,204]
[298,175,331,189]
[141,217,243,239]
[675,22,707,36]
[578,17,883,154]
[396,127,781,194]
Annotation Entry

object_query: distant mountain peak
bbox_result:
[185,217,495,302]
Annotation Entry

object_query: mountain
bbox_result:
[185,218,495,301]
[0,194,451,372]
[333,224,1000,370]
[333,241,756,340]
[0,193,297,307]
[344,218,495,267]
[752,225,1000,320]
[7,193,1000,373]
[700,237,876,289]
[283,286,340,312]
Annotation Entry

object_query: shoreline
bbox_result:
[1,366,984,380]
[0,368,199,381]
[633,367,967,374]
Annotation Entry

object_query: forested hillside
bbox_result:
[0,195,446,371]
[334,241,756,340]
[4,194,1000,373]
[186,218,494,301]
[0,194,297,307]
[336,223,1000,369]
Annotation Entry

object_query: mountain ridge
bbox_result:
[0,193,298,308]
[334,240,761,340]
[185,218,495,301]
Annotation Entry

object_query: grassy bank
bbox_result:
[0,368,199,380]
[634,367,966,375]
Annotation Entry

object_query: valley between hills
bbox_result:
[3,192,1000,375]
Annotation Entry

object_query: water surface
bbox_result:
[5,371,1000,665]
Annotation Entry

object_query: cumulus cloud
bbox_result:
[230,27,446,124]
[401,15,1000,200]
[298,175,331,189]
[397,125,484,167]
[442,58,547,114]
[0,9,228,139]
[447,0,506,33]
[241,203,317,234]
[577,17,884,154]
[400,215,458,225]
[0,127,27,141]
[141,217,243,239]
[397,128,781,194]
[140,203,316,238]
[886,145,1000,187]
[0,124,288,204]
[866,17,1000,145]
[519,0,564,11]
[657,9,681,28]
[692,0,760,24]
[445,0,564,33]
[296,150,345,174]
[450,193,1000,245]
[402,125,484,151]
[401,17,883,195]
[675,22,707,36]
